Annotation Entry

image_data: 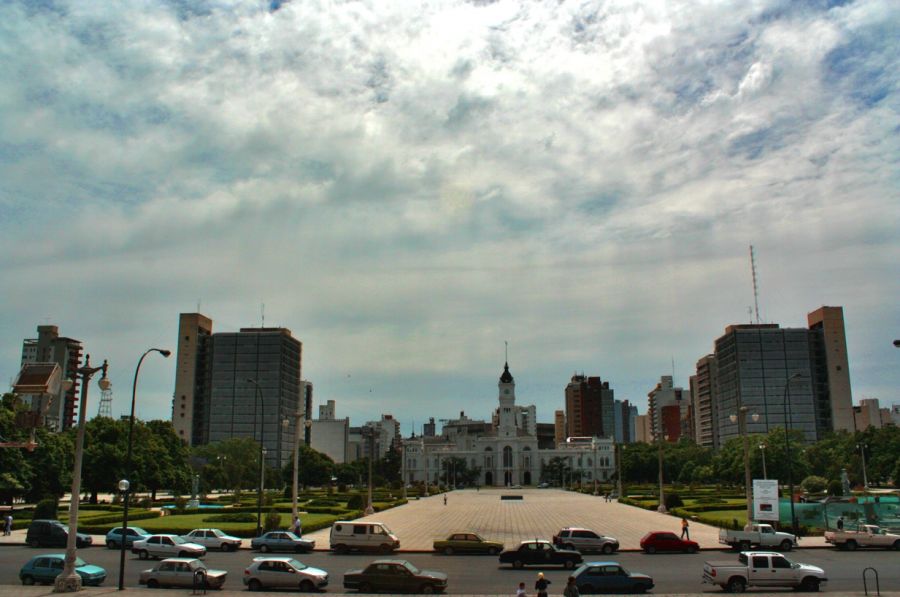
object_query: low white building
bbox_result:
[402,363,616,487]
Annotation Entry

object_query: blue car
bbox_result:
[250,531,315,553]
[19,554,107,586]
[105,526,151,549]
[573,561,654,594]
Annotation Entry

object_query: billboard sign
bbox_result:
[753,479,779,521]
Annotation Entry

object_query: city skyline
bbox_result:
[2,1,898,430]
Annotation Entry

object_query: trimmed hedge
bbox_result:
[79,510,162,534]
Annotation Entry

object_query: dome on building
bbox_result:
[500,362,514,383]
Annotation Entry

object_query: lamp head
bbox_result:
[118,479,130,492]
[157,349,172,358]
[729,414,737,423]
[751,413,760,423]
[62,378,74,392]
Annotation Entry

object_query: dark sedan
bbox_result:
[344,559,447,593]
[573,561,654,594]
[639,531,699,554]
[250,531,315,553]
[499,540,583,569]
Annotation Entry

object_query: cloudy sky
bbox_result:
[1,0,898,432]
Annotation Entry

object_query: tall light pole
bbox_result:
[759,443,767,480]
[592,439,598,496]
[365,426,375,515]
[54,356,110,593]
[783,372,803,537]
[400,439,407,500]
[119,348,169,590]
[616,443,623,499]
[246,379,266,536]
[857,443,869,489]
[657,434,667,513]
[284,411,311,529]
[730,406,759,529]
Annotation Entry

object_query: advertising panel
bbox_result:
[753,479,779,521]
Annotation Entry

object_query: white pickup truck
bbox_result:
[824,524,900,550]
[719,523,797,551]
[703,551,827,593]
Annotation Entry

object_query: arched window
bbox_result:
[503,446,513,468]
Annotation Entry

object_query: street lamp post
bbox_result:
[365,426,375,515]
[615,443,623,499]
[783,373,803,537]
[657,435,667,513]
[119,348,169,591]
[284,412,311,530]
[592,439,598,496]
[857,443,869,489]
[400,440,407,500]
[730,407,760,529]
[247,379,266,536]
[54,356,110,593]
[759,444,767,480]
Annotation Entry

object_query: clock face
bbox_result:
[504,389,510,395]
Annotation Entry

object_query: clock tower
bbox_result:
[497,362,517,437]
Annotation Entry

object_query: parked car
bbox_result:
[343,559,447,593]
[139,557,227,589]
[330,521,399,553]
[132,534,207,560]
[105,526,151,549]
[251,531,315,553]
[499,540,583,569]
[433,532,503,555]
[640,531,699,554]
[572,561,654,594]
[243,556,328,592]
[26,520,92,549]
[19,554,107,586]
[182,528,242,552]
[824,525,900,550]
[719,523,797,551]
[702,551,826,593]
[553,527,619,554]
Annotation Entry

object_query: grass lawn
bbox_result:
[695,509,747,528]
[137,512,343,537]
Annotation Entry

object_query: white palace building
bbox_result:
[402,362,616,487]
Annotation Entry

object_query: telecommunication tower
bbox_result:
[749,245,761,324]
[97,385,113,418]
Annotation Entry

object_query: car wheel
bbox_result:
[845,540,858,551]
[645,545,656,554]
[248,579,262,592]
[601,543,614,554]
[106,540,116,549]
[21,576,35,586]
[513,559,524,569]
[726,577,746,593]
[488,547,498,555]
[564,543,576,551]
[26,539,38,548]
[359,582,373,593]
[147,579,160,589]
[333,544,348,554]
[564,559,576,569]
[687,545,698,554]
[739,540,751,551]
[139,550,150,560]
[260,544,270,553]
[444,546,454,555]
[299,579,315,592]
[579,584,594,594]
[633,584,649,594]
[893,540,900,551]
[800,577,820,592]
[780,540,793,552]
[220,544,230,552]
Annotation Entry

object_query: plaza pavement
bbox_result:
[303,488,828,551]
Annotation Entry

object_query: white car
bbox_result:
[182,528,242,552]
[132,534,207,560]
[243,556,328,592]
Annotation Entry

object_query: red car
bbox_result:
[640,531,699,554]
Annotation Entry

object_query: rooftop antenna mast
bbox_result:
[749,245,761,324]
[505,340,508,363]
[261,302,265,328]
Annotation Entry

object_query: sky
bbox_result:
[1,0,898,434]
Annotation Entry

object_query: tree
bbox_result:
[23,427,73,502]
[801,475,828,494]
[193,437,261,492]
[281,445,335,488]
[139,420,192,499]
[81,417,127,503]
[0,393,33,504]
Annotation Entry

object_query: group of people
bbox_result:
[3,512,11,536]
[516,573,580,597]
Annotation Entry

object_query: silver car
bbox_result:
[182,528,242,552]
[132,534,207,560]
[243,556,328,592]
[139,558,227,589]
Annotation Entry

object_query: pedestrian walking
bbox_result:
[516,582,527,597]
[681,517,690,540]
[292,515,302,537]
[836,516,844,531]
[563,576,580,597]
[443,494,447,506]
[4,512,12,536]
[535,572,551,597]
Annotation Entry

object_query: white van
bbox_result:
[329,521,400,553]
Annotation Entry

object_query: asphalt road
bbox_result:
[0,545,897,594]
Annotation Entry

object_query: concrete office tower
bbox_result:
[634,414,651,443]
[807,306,854,432]
[613,400,638,443]
[853,398,885,430]
[301,381,313,446]
[319,399,336,420]
[554,410,566,447]
[714,324,817,443]
[310,400,349,463]
[647,376,689,442]
[691,354,719,448]
[172,313,213,445]
[565,374,615,438]
[20,325,83,430]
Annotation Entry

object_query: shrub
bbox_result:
[664,492,684,510]
[346,494,365,510]
[173,496,187,514]
[203,513,258,523]
[264,509,281,532]
[801,475,828,495]
[34,497,59,520]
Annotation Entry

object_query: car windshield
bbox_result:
[209,529,224,537]
[132,527,148,535]
[172,536,187,544]
[190,561,208,571]
[403,562,420,575]
[380,524,393,534]
[287,559,306,570]
[285,531,301,540]
[74,558,87,567]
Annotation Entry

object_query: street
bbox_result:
[0,545,897,593]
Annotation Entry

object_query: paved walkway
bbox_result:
[304,488,827,551]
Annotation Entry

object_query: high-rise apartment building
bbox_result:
[613,400,638,443]
[554,410,566,446]
[807,306,854,432]
[171,313,303,469]
[853,398,885,430]
[647,376,689,442]
[20,325,83,430]
[634,414,651,443]
[565,374,615,438]
[690,354,718,448]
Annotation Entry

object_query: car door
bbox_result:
[268,560,294,588]
[155,561,175,586]
[395,564,416,591]
[769,555,796,586]
[660,532,680,551]
[147,536,161,557]
[749,555,773,587]
[466,533,483,552]
[161,536,177,557]
[31,557,52,583]
[604,565,629,592]
[540,542,557,564]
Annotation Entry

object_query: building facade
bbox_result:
[613,399,638,443]
[647,376,689,442]
[690,354,718,448]
[20,325,83,430]
[403,363,616,486]
[807,306,854,432]
[172,313,213,445]
[565,374,615,438]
